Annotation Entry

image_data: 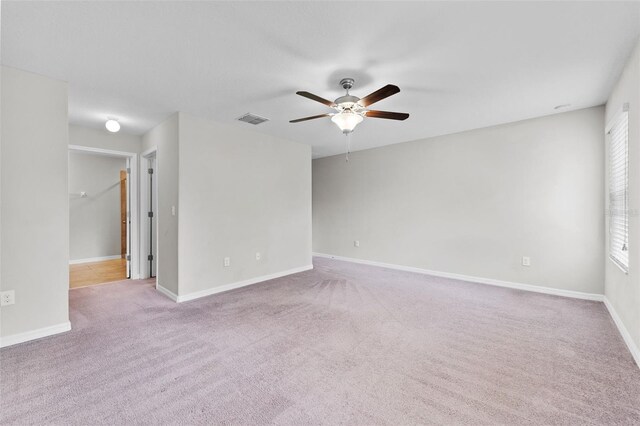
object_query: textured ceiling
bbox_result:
[2,1,639,157]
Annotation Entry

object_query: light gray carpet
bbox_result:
[1,257,639,425]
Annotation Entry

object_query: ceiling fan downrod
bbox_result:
[339,77,355,95]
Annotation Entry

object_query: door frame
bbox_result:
[68,145,140,279]
[140,146,158,282]
[119,169,128,259]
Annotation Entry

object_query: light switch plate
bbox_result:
[522,256,531,267]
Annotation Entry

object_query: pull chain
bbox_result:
[345,132,351,162]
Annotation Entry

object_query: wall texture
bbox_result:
[605,39,640,355]
[313,107,605,294]
[69,125,142,153]
[69,152,126,261]
[177,113,312,297]
[142,114,180,294]
[0,67,70,342]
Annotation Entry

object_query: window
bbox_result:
[608,104,629,273]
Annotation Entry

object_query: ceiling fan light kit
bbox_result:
[331,110,363,134]
[290,77,409,136]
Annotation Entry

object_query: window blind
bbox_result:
[608,107,629,273]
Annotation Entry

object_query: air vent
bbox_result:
[237,113,269,125]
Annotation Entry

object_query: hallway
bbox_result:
[69,258,127,289]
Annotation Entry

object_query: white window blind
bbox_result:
[608,106,629,273]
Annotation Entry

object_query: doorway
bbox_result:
[68,145,139,288]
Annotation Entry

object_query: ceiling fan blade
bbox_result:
[365,110,409,120]
[289,113,331,123]
[358,84,400,107]
[296,91,336,107]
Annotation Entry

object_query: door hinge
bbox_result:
[126,167,131,174]
[148,211,154,218]
[126,254,131,261]
[148,168,154,175]
[148,254,154,261]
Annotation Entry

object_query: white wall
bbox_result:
[313,107,605,295]
[69,152,126,261]
[69,125,142,153]
[0,67,70,342]
[605,39,640,354]
[142,114,179,294]
[177,113,312,297]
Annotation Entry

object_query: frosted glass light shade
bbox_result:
[331,111,363,133]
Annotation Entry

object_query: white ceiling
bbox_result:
[2,1,639,158]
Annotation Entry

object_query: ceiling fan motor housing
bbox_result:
[335,95,361,109]
[337,78,361,109]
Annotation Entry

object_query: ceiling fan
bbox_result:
[290,78,409,134]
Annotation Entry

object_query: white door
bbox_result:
[148,156,157,278]
[126,157,131,278]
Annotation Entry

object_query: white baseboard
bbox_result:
[604,297,640,368]
[176,264,314,303]
[69,255,122,265]
[312,253,604,302]
[156,283,179,302]
[0,321,71,348]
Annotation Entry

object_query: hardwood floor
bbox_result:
[69,258,127,289]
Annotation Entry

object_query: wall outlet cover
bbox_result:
[223,257,231,267]
[0,290,15,306]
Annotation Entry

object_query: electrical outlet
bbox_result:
[522,256,531,267]
[223,257,230,267]
[256,252,261,261]
[354,240,360,247]
[1,290,15,306]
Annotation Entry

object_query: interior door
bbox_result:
[149,157,157,278]
[125,159,131,278]
[120,170,127,259]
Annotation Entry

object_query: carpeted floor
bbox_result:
[1,257,639,425]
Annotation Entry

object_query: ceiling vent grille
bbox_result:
[237,113,269,125]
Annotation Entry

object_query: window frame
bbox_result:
[606,103,630,274]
